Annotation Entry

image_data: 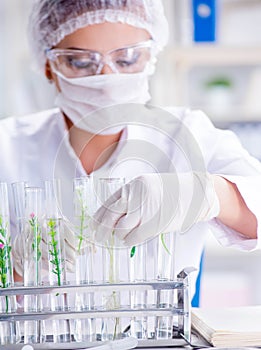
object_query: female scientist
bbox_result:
[4,0,261,298]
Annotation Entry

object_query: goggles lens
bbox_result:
[46,40,154,78]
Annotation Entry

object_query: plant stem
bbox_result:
[160,233,171,255]
[0,217,11,313]
[78,205,85,252]
[48,219,63,286]
[30,215,41,284]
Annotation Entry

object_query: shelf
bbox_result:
[152,45,261,119]
[166,45,261,66]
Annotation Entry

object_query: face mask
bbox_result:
[55,72,151,135]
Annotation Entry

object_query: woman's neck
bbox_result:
[65,116,122,175]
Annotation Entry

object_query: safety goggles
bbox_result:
[46,40,155,78]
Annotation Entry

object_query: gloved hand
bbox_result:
[12,218,76,277]
[91,172,220,246]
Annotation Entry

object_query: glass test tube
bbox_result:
[23,187,45,344]
[129,242,148,339]
[44,179,70,343]
[12,181,27,306]
[12,181,27,237]
[12,182,28,344]
[0,182,20,345]
[97,178,125,341]
[73,177,96,342]
[155,232,176,339]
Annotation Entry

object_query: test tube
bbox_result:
[12,181,27,236]
[12,181,27,297]
[73,176,96,342]
[0,182,20,345]
[129,242,148,339]
[97,178,125,341]
[155,232,176,339]
[23,187,45,344]
[44,179,70,343]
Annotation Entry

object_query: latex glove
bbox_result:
[91,172,220,246]
[12,219,76,277]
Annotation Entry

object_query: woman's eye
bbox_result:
[115,53,140,67]
[67,57,96,70]
[116,59,134,67]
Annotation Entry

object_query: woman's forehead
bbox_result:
[55,22,151,52]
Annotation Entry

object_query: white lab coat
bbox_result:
[1,106,261,298]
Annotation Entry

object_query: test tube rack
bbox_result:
[0,269,192,350]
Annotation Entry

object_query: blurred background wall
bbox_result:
[1,0,261,307]
[0,0,55,117]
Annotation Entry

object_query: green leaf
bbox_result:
[130,246,136,258]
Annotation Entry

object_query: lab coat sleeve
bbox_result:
[210,175,261,251]
[182,108,261,251]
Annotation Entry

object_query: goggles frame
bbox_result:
[46,40,156,77]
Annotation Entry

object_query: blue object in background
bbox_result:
[192,0,217,42]
[191,251,204,307]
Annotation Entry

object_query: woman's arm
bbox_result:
[213,175,257,239]
[14,269,23,283]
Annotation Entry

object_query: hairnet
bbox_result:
[28,0,169,71]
